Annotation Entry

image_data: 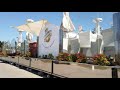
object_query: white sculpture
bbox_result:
[18,31,23,43]
[26,32,33,43]
[93,18,103,35]
[61,12,76,32]
[78,25,83,33]
[93,18,103,54]
[16,29,24,47]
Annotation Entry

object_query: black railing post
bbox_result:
[18,56,19,67]
[29,58,31,67]
[112,67,118,78]
[51,60,54,76]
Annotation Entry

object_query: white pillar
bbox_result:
[92,65,95,70]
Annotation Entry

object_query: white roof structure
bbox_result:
[16,19,48,36]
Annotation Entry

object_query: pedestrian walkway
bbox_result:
[0,61,42,78]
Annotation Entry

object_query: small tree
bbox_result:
[68,54,77,62]
[48,53,54,59]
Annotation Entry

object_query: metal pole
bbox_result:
[29,58,31,67]
[59,28,63,53]
[111,67,118,78]
[17,56,19,67]
[15,41,17,54]
[98,35,99,54]
[37,36,39,58]
[51,60,54,75]
[24,40,25,55]
[68,33,70,54]
[97,23,99,54]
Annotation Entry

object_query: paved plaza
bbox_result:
[1,57,120,78]
[0,61,42,78]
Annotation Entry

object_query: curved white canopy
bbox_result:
[16,19,48,36]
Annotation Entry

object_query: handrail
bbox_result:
[111,66,120,78]
[1,56,119,78]
[0,56,67,78]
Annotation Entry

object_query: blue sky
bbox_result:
[0,12,114,42]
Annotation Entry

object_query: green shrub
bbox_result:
[44,55,47,59]
[39,55,41,58]
[56,52,86,62]
[68,54,77,62]
[56,52,69,61]
[48,53,54,59]
[75,53,86,63]
[42,55,44,59]
[25,51,31,57]
[93,54,110,66]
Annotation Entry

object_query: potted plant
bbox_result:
[48,53,54,59]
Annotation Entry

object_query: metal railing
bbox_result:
[111,66,120,78]
[0,56,120,78]
[0,56,67,78]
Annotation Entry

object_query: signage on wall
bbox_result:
[44,28,52,42]
[38,23,60,57]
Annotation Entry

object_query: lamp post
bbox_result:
[10,26,24,55]
[26,19,34,57]
[10,26,24,46]
[93,18,103,54]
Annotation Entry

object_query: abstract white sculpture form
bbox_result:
[10,26,24,47]
[26,32,33,43]
[60,12,77,53]
[78,25,83,33]
[61,12,75,33]
[93,18,103,35]
[93,18,103,54]
[17,29,24,47]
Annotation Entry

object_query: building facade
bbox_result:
[113,12,120,61]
